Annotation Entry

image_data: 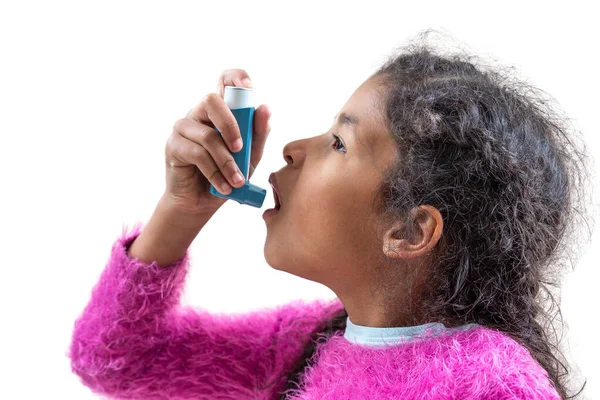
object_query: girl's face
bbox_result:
[264,75,399,294]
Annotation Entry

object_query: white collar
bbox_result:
[343,316,479,347]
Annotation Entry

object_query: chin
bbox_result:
[264,249,323,285]
[263,241,282,271]
[264,251,289,273]
[263,244,296,275]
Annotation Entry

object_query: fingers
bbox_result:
[186,93,243,153]
[186,69,255,153]
[249,104,272,171]
[168,132,232,195]
[174,118,246,189]
[216,68,253,98]
[179,68,269,186]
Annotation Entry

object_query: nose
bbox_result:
[282,138,308,166]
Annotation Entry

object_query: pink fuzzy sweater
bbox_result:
[68,223,561,399]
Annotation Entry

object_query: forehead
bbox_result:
[343,76,386,121]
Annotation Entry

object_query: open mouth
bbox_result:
[269,173,282,210]
[264,174,282,221]
[272,184,281,210]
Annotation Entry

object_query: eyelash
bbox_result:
[331,133,347,153]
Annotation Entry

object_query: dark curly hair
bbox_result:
[274,30,593,399]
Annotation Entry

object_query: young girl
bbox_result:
[69,34,589,399]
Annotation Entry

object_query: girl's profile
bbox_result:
[68,30,591,399]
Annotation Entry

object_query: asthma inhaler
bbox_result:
[209,86,267,208]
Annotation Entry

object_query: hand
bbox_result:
[164,69,272,216]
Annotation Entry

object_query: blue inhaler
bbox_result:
[209,86,267,208]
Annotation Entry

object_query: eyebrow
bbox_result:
[333,112,360,145]
[334,112,358,128]
[334,112,375,162]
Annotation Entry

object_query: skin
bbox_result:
[264,74,444,328]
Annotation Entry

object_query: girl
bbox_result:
[69,33,589,399]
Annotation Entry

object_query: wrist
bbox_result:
[126,195,213,267]
[157,193,216,231]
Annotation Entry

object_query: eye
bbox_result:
[331,133,347,153]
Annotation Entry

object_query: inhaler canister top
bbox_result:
[224,86,255,109]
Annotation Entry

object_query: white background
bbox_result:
[1,1,598,398]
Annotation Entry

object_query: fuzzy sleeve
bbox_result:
[68,222,344,400]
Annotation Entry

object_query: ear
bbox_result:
[383,205,443,259]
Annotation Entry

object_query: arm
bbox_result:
[68,202,344,399]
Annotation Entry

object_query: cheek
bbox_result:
[294,180,346,221]
[292,179,361,244]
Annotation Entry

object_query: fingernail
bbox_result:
[234,172,245,185]
[242,77,252,86]
[232,138,243,151]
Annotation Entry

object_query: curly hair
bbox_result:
[276,30,593,399]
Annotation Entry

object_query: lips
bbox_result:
[268,173,282,209]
